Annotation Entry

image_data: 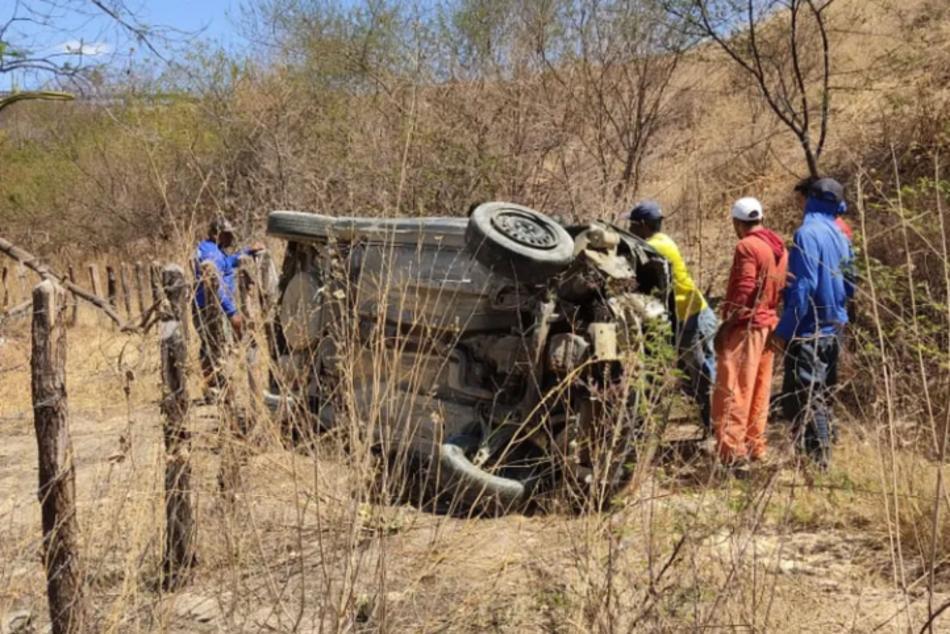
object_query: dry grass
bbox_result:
[1,238,949,633]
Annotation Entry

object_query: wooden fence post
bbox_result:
[106,266,118,331]
[160,265,195,588]
[66,266,78,327]
[31,280,87,634]
[105,266,117,309]
[237,256,262,412]
[134,262,147,315]
[119,265,132,319]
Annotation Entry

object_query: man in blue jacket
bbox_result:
[194,216,263,398]
[773,178,854,469]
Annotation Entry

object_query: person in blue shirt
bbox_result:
[773,178,855,469]
[194,216,263,397]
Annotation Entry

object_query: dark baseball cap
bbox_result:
[622,200,663,222]
[808,178,844,204]
[210,216,237,235]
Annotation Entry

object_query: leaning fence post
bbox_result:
[31,280,87,634]
[66,266,78,327]
[160,265,196,588]
[87,265,103,326]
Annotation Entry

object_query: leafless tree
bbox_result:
[535,0,689,201]
[671,0,836,177]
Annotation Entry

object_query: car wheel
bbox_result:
[465,202,575,285]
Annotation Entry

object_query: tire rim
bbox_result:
[490,210,558,250]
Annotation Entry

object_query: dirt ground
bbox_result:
[1,322,948,633]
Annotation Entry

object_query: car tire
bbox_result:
[465,202,575,285]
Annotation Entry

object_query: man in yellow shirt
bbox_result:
[623,200,718,431]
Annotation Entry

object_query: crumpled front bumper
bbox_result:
[263,390,294,412]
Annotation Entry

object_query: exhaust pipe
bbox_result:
[439,441,525,508]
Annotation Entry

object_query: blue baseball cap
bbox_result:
[622,200,663,222]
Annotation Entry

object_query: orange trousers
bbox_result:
[712,325,774,462]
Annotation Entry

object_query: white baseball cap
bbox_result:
[731,197,764,221]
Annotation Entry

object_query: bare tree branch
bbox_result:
[0,89,72,112]
[676,0,836,177]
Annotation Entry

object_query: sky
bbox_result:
[138,0,245,48]
[2,0,249,90]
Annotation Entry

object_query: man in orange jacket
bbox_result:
[712,198,789,466]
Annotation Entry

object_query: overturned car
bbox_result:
[265,202,673,510]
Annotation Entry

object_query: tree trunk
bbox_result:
[160,265,196,588]
[31,280,87,634]
[801,136,820,179]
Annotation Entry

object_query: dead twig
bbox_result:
[0,299,32,324]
